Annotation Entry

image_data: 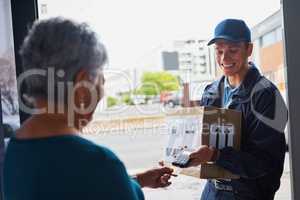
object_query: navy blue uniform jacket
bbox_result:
[200,65,288,200]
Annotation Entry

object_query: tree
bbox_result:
[121,93,134,105]
[138,72,179,96]
[107,96,118,107]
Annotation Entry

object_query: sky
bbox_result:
[39,0,281,70]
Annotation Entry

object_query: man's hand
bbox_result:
[187,145,219,167]
[135,167,174,188]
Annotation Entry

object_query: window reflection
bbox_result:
[0,0,20,130]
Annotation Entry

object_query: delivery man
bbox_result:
[186,19,288,200]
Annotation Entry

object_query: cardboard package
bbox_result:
[164,106,241,179]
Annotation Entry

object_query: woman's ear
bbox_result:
[74,69,90,106]
[73,68,102,110]
[72,69,99,129]
[74,69,90,86]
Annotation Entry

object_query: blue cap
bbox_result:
[207,19,251,45]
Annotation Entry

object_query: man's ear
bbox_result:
[247,43,253,57]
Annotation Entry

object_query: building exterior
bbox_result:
[171,39,217,83]
[162,39,218,100]
[251,9,286,99]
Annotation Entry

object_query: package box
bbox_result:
[164,106,241,179]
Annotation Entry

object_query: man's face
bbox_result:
[214,40,253,77]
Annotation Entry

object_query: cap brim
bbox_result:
[207,36,247,46]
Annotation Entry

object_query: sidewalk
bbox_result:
[143,172,290,200]
[141,154,291,200]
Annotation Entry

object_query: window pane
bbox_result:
[34,1,291,199]
[0,0,20,129]
[261,30,277,47]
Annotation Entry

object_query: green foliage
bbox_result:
[107,96,118,107]
[138,72,179,95]
[121,93,134,105]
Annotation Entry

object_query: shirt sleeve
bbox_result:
[103,160,145,200]
[215,88,288,179]
[130,178,145,200]
[86,153,145,200]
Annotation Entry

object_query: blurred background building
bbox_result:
[162,39,217,102]
[251,9,286,100]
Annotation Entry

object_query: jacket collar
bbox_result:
[234,62,262,98]
[206,62,262,99]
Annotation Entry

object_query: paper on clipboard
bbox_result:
[165,115,202,163]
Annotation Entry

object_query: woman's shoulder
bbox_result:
[63,135,122,163]
[8,134,122,165]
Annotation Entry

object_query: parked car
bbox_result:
[132,95,146,105]
[160,91,183,107]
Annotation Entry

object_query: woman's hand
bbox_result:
[134,167,174,188]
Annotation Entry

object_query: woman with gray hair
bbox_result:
[3,18,173,200]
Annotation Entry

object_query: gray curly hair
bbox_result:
[19,17,107,101]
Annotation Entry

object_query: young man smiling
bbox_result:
[186,19,288,200]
